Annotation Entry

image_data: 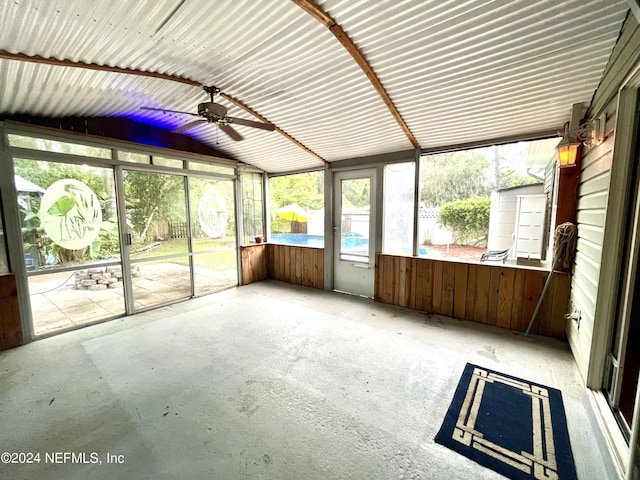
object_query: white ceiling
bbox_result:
[0,0,630,172]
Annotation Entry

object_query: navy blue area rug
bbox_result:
[435,363,577,480]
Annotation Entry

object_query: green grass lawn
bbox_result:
[132,237,237,272]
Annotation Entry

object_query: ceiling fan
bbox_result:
[141,86,275,141]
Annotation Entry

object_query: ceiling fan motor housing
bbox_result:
[198,101,227,119]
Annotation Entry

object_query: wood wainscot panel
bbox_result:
[240,245,268,285]
[0,273,24,350]
[266,244,324,290]
[374,254,569,339]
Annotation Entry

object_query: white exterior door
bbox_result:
[333,169,376,297]
[513,194,547,260]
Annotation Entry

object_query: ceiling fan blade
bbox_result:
[228,117,276,131]
[141,106,200,117]
[172,119,208,133]
[219,124,244,141]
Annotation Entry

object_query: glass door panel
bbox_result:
[189,177,237,295]
[13,158,124,335]
[339,177,371,262]
[123,170,191,309]
[333,169,376,297]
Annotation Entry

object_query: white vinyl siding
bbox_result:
[567,106,615,380]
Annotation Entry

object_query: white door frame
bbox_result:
[332,168,377,297]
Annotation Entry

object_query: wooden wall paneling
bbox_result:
[295,247,303,284]
[409,258,418,309]
[473,265,491,323]
[0,273,23,350]
[521,270,545,332]
[284,245,292,281]
[317,249,324,289]
[441,262,455,317]
[453,263,468,319]
[279,244,286,281]
[465,264,477,321]
[392,256,401,305]
[422,259,434,313]
[311,248,319,288]
[270,244,278,280]
[432,260,443,313]
[272,244,280,280]
[372,254,568,338]
[275,245,282,280]
[240,247,251,285]
[240,245,267,285]
[510,269,526,330]
[414,258,426,311]
[550,273,570,338]
[486,267,501,326]
[382,255,394,304]
[496,267,515,329]
[292,246,297,283]
[537,274,556,337]
[260,246,268,280]
[398,256,409,307]
[306,248,313,287]
[269,244,277,279]
[300,249,308,287]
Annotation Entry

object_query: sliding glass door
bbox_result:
[188,177,237,295]
[123,169,192,311]
[7,131,240,336]
[13,157,124,335]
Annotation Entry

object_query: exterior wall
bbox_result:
[567,14,640,381]
[567,109,616,380]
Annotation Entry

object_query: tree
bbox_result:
[491,144,538,189]
[269,172,324,210]
[420,151,492,206]
[340,178,370,208]
[124,171,185,239]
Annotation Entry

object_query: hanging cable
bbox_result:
[29,271,76,295]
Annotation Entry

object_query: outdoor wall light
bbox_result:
[555,118,599,168]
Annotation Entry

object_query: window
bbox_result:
[9,134,111,159]
[152,156,183,169]
[417,138,558,263]
[241,172,264,244]
[118,151,150,164]
[383,162,415,255]
[189,161,235,176]
[269,171,324,246]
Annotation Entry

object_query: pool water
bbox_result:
[270,233,370,250]
[271,233,325,247]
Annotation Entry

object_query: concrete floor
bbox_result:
[0,280,617,479]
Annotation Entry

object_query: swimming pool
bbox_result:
[270,233,370,250]
[271,233,325,247]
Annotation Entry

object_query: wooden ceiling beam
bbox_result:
[0,50,326,165]
[0,50,201,87]
[220,92,327,164]
[292,0,420,149]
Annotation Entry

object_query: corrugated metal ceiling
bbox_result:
[0,0,630,172]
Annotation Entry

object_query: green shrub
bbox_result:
[438,197,490,245]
